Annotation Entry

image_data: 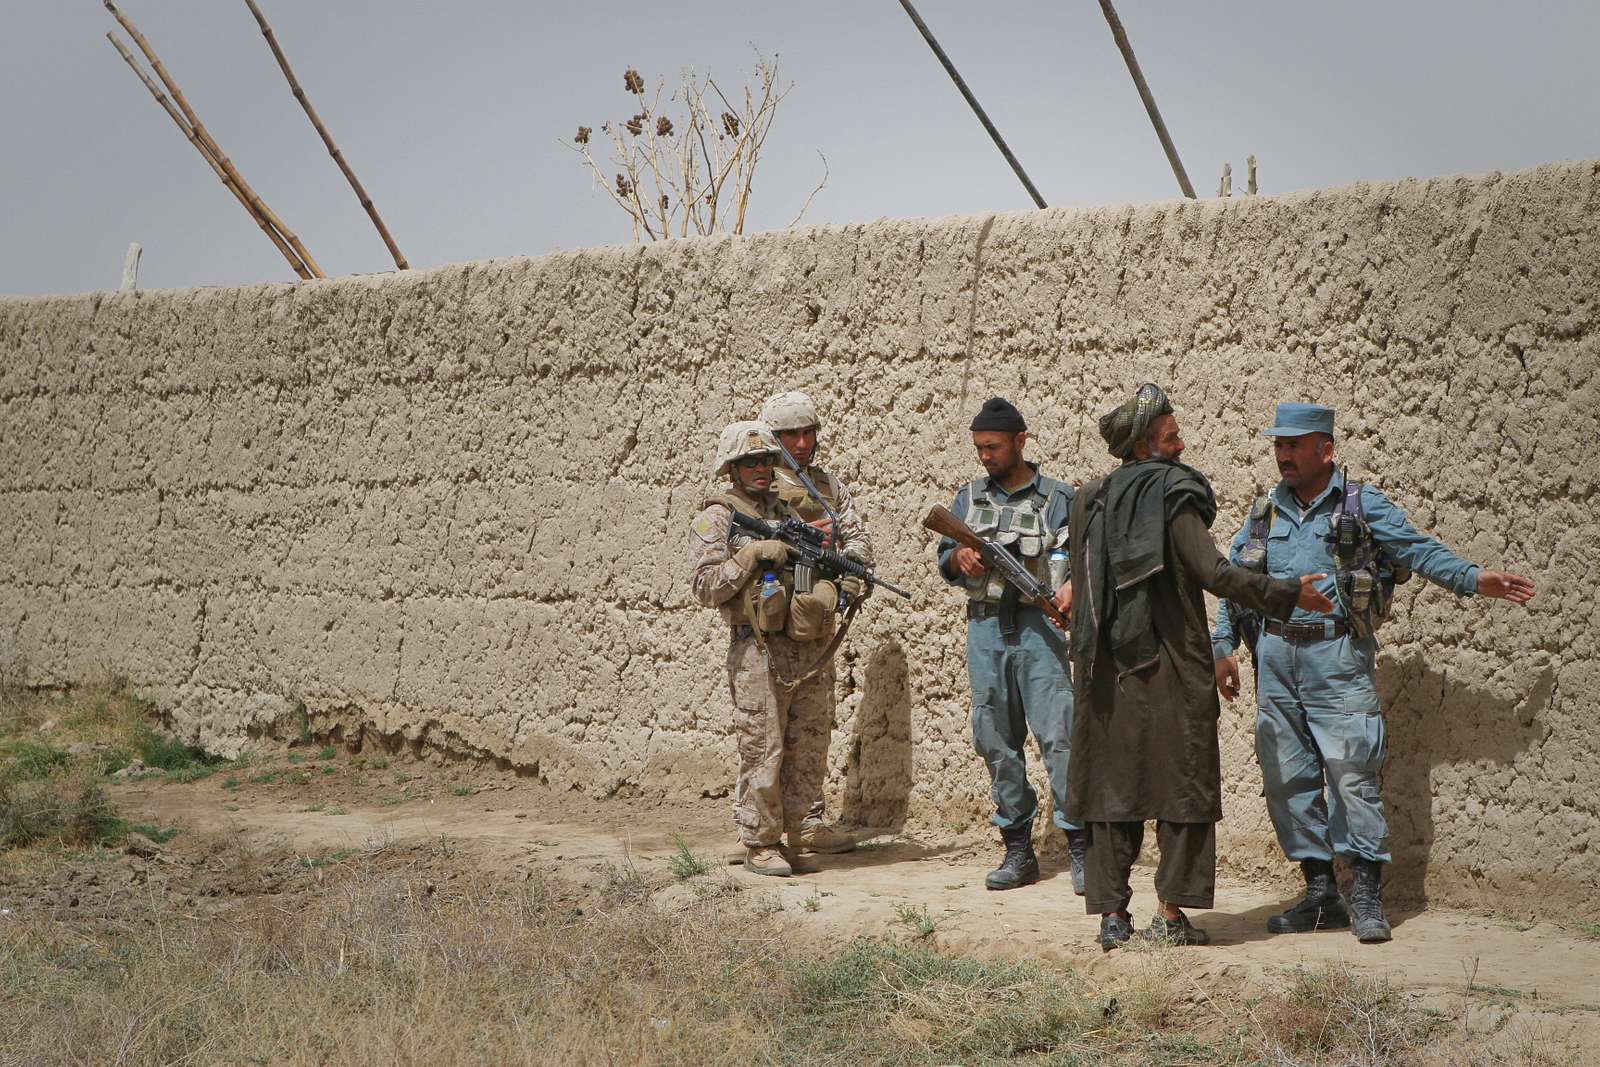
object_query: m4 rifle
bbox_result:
[728,511,911,600]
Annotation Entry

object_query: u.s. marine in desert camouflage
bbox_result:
[688,420,840,878]
[757,389,871,855]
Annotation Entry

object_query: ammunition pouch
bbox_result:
[1233,495,1275,658]
[962,476,1057,603]
[1327,474,1411,640]
[786,580,838,643]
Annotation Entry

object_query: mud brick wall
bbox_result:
[3,161,1597,914]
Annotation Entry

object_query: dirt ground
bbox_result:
[6,747,1598,1062]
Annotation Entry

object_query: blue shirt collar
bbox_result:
[1272,465,1344,516]
[984,461,1042,500]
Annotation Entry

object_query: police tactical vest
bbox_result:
[962,475,1070,603]
[1235,473,1411,647]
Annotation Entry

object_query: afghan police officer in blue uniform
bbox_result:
[1212,403,1536,943]
[936,397,1086,894]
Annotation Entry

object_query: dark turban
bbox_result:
[970,396,1027,433]
[1098,383,1173,459]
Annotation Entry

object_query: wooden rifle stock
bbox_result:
[923,505,1067,629]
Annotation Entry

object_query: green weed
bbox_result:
[668,834,713,880]
[127,823,179,844]
[2,740,70,781]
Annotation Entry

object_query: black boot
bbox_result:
[1065,829,1088,897]
[984,825,1039,891]
[1349,858,1393,943]
[1267,859,1350,933]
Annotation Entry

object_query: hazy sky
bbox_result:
[5,1,1598,296]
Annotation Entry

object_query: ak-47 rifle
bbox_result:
[728,511,912,600]
[923,504,1067,628]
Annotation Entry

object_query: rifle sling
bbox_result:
[754,596,862,694]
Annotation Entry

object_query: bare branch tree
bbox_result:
[567,54,824,241]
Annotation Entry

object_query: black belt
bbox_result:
[1264,618,1347,642]
[967,601,1041,620]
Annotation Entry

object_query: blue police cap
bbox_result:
[1260,402,1335,438]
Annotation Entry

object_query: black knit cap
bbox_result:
[970,396,1027,433]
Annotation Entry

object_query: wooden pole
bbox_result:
[121,243,142,290]
[1096,0,1197,199]
[104,0,324,278]
[895,0,1048,209]
[1247,154,1258,195]
[107,31,312,279]
[1218,161,1232,198]
[242,0,409,270]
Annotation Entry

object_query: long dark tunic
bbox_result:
[1064,471,1299,824]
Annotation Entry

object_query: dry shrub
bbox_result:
[0,859,792,1066]
[1256,960,1440,1066]
[0,763,123,849]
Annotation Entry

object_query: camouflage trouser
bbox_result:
[728,631,836,847]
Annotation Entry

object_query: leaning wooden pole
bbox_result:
[104,0,324,278]
[895,0,1048,209]
[107,31,312,279]
[1096,0,1197,199]
[242,0,409,270]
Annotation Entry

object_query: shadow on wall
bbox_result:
[840,639,914,832]
[1377,652,1552,907]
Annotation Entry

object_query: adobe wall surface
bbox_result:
[3,161,1596,914]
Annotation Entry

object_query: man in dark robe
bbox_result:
[1063,384,1333,950]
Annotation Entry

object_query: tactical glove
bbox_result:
[733,539,788,570]
[840,576,868,600]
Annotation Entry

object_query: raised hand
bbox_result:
[1477,570,1536,606]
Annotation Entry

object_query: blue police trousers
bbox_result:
[965,607,1076,832]
[1254,632,1390,863]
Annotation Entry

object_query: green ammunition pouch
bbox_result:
[1326,473,1411,640]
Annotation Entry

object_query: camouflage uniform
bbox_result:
[689,484,836,848]
[761,391,871,846]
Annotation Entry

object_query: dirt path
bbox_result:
[118,766,1600,1026]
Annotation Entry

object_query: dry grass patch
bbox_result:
[0,839,1492,1067]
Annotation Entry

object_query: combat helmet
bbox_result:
[713,420,781,478]
[759,391,820,432]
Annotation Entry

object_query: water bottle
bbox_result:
[1048,548,1069,588]
[756,569,787,632]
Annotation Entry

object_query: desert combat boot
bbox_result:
[744,845,792,878]
[1267,858,1350,933]
[793,823,857,854]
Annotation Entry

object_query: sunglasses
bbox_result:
[735,455,776,469]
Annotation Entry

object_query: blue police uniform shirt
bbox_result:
[1212,467,1479,659]
[936,464,1072,584]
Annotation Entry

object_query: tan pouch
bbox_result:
[785,580,838,643]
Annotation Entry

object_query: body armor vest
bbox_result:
[705,489,803,631]
[962,476,1069,603]
[1234,472,1411,651]
[774,466,840,523]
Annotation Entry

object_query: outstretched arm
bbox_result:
[1170,508,1307,619]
